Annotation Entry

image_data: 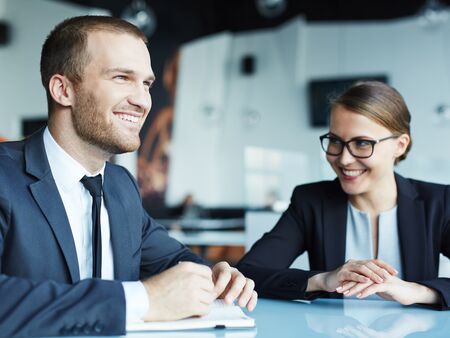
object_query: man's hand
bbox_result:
[307,259,397,292]
[212,261,258,311]
[142,262,215,321]
[336,274,440,305]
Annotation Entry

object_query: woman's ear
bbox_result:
[48,74,75,107]
[394,134,410,158]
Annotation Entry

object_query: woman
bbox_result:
[237,81,449,309]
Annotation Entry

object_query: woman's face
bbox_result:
[326,105,409,197]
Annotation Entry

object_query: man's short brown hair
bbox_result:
[40,15,147,113]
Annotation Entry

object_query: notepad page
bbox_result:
[127,300,255,332]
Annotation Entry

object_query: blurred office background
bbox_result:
[0,0,449,271]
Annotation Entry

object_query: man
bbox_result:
[0,16,257,337]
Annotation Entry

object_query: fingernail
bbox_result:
[336,286,343,291]
[343,290,349,295]
[356,293,362,298]
[394,269,398,274]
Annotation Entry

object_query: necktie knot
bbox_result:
[80,174,103,198]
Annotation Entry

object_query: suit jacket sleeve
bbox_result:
[236,187,324,300]
[0,194,126,337]
[415,184,450,310]
[138,212,207,279]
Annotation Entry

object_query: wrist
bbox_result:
[307,272,328,292]
[411,283,439,305]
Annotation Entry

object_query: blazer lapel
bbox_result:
[395,174,426,281]
[103,164,133,280]
[25,130,80,282]
[323,181,348,271]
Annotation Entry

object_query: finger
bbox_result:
[344,281,374,297]
[213,268,232,297]
[336,281,356,293]
[237,278,255,308]
[357,283,384,299]
[372,259,398,276]
[342,271,370,284]
[366,261,392,280]
[246,291,258,312]
[359,264,384,283]
[222,269,246,304]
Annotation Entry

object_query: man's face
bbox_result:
[72,31,155,154]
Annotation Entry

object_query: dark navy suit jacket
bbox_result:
[0,130,204,337]
[237,175,450,309]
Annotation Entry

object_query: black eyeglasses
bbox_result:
[319,133,399,159]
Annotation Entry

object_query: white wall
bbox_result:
[0,0,90,139]
[0,0,6,17]
[168,16,450,207]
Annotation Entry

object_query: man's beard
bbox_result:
[72,88,141,155]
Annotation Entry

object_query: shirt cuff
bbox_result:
[122,281,149,324]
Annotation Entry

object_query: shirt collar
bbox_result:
[43,127,105,191]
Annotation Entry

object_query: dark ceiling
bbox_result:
[57,0,449,43]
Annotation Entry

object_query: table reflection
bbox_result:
[305,299,445,338]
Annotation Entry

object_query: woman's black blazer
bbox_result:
[237,174,450,309]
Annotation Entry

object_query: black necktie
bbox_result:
[80,174,103,278]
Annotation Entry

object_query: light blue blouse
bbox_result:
[344,202,404,299]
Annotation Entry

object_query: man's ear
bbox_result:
[48,74,75,107]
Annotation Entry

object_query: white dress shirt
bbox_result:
[43,128,148,323]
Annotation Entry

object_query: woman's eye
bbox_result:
[354,139,372,148]
[329,137,342,145]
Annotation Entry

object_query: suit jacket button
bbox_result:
[94,323,104,333]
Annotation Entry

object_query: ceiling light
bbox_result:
[122,0,157,37]
[255,0,287,18]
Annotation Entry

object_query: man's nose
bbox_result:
[128,85,151,113]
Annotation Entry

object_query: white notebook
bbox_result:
[127,300,255,332]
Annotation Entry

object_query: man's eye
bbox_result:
[114,75,127,81]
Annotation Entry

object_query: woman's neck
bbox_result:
[349,173,397,215]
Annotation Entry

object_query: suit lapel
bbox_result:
[323,181,348,271]
[103,164,133,280]
[25,130,80,282]
[395,174,426,281]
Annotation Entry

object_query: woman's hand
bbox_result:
[336,274,440,305]
[307,259,397,292]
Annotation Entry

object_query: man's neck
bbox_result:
[48,120,110,174]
